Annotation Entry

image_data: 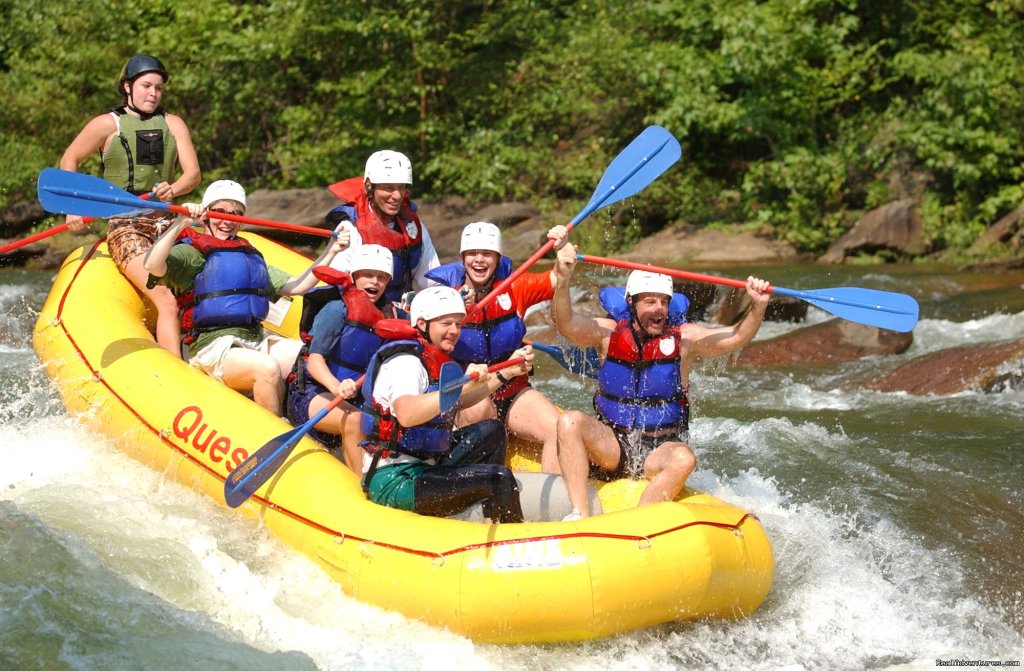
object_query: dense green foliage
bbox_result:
[2,0,1022,256]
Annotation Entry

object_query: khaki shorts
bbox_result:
[106,212,174,272]
[190,334,285,381]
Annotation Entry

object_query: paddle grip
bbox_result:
[441,357,527,392]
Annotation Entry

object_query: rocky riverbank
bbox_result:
[5,187,1023,396]
[5,185,1023,270]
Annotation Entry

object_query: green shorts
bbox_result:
[363,462,429,511]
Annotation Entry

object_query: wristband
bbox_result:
[495,371,510,385]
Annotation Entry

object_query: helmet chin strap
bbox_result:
[626,295,656,343]
[415,320,431,341]
[201,216,234,239]
[125,86,157,121]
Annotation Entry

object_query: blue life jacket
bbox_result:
[594,319,689,433]
[183,233,270,335]
[360,338,457,458]
[599,286,689,324]
[425,257,525,366]
[288,274,401,398]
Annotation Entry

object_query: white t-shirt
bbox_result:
[372,352,429,410]
[362,352,430,472]
[328,220,440,291]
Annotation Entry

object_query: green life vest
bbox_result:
[101,108,177,195]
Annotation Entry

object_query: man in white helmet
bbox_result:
[550,238,771,519]
[425,221,570,473]
[285,244,404,472]
[144,180,349,415]
[358,286,533,522]
[325,150,440,305]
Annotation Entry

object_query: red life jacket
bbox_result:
[329,177,424,302]
[594,320,689,433]
[288,272,392,393]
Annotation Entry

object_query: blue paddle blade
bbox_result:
[773,286,920,333]
[573,126,682,225]
[438,361,465,415]
[224,426,305,508]
[531,341,601,379]
[224,391,354,508]
[37,167,166,218]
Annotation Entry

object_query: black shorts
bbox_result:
[588,427,685,482]
[492,382,531,424]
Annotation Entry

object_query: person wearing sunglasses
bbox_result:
[60,54,201,356]
[143,180,349,416]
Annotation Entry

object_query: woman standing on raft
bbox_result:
[60,54,201,355]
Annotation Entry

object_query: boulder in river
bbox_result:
[819,198,927,264]
[855,338,1024,395]
[734,320,914,366]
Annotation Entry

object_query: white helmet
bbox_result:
[460,222,502,255]
[364,150,413,185]
[410,286,466,325]
[351,244,394,277]
[625,269,673,298]
[201,180,247,211]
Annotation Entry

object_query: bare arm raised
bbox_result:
[279,226,351,296]
[681,276,771,361]
[550,240,614,350]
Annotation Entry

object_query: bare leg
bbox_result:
[220,349,284,415]
[504,388,562,473]
[638,440,696,506]
[266,337,304,380]
[555,410,618,517]
[121,254,181,355]
[455,395,497,428]
[307,393,363,474]
[340,407,365,475]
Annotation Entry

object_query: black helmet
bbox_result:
[117,54,168,95]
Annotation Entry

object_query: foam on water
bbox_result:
[909,310,1024,355]
[6,266,1021,668]
[0,418,494,670]
[3,412,1020,670]
[682,417,1023,669]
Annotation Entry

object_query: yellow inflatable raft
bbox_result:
[32,233,773,643]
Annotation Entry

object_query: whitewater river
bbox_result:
[2,260,1022,670]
